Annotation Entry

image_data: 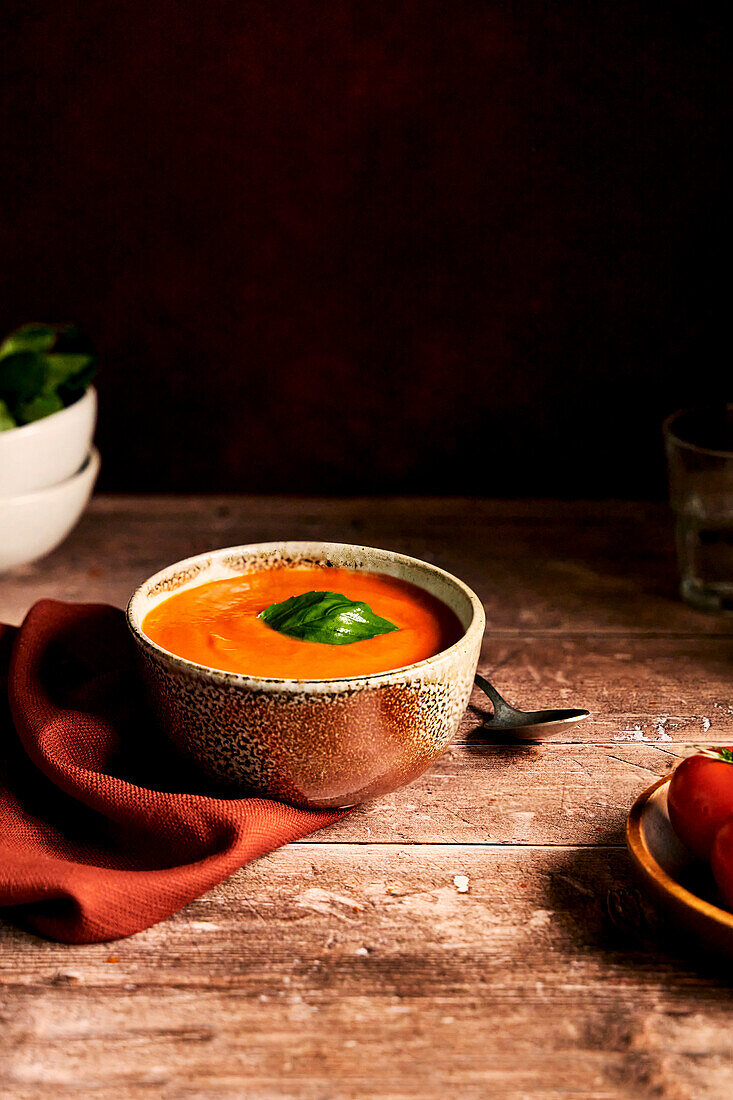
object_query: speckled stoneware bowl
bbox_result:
[127,542,485,809]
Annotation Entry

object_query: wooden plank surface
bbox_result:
[1,846,732,1100]
[1,497,732,1099]
[3,497,732,635]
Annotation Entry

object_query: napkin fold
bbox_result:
[0,600,345,944]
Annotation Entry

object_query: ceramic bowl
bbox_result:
[0,385,97,496]
[0,446,100,572]
[627,775,733,957]
[127,542,485,808]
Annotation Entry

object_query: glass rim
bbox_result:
[663,403,733,460]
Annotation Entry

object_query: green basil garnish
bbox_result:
[259,590,398,645]
[0,399,16,431]
[0,322,98,431]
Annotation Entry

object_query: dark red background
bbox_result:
[0,2,726,495]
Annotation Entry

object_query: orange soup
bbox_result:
[142,566,463,679]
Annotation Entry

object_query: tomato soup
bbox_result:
[142,566,463,679]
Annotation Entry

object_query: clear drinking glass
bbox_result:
[664,405,733,612]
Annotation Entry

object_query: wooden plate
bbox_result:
[626,774,733,957]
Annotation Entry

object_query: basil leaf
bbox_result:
[0,398,16,431]
[57,358,98,403]
[259,590,399,645]
[16,392,64,424]
[44,352,98,405]
[0,322,57,358]
[0,322,98,428]
[43,353,95,385]
[0,351,47,404]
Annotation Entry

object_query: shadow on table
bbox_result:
[543,827,733,986]
[453,504,733,640]
[462,699,733,985]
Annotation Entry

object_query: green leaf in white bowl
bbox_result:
[16,392,65,423]
[0,323,57,358]
[0,352,47,404]
[0,398,16,431]
[0,322,98,428]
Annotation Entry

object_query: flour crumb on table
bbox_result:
[453,875,470,893]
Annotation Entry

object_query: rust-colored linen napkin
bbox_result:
[0,600,345,944]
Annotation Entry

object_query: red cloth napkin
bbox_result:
[0,600,346,944]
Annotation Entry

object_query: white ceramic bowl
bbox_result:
[0,446,100,572]
[0,386,97,496]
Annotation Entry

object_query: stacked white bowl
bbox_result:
[0,387,100,571]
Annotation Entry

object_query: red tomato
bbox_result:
[711,819,733,909]
[667,748,733,860]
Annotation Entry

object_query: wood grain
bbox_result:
[1,845,731,1100]
[315,741,681,846]
[1,498,732,1099]
[2,497,731,635]
[475,632,733,739]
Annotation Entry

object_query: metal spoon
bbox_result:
[473,672,589,740]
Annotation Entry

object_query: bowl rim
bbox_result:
[626,773,733,930]
[0,384,96,443]
[662,403,733,460]
[127,540,485,690]
[0,445,100,505]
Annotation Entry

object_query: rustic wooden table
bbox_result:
[1,497,732,1099]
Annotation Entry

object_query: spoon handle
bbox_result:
[473,673,519,720]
